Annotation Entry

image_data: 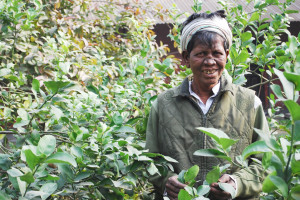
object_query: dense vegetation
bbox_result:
[0,0,299,199]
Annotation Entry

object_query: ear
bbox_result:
[225,49,229,58]
[182,51,190,67]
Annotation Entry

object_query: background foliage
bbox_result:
[0,0,299,199]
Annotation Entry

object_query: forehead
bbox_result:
[194,35,225,50]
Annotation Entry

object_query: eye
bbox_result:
[195,51,205,56]
[214,51,223,55]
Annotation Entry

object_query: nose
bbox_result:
[203,58,216,65]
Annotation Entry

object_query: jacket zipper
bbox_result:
[186,91,224,149]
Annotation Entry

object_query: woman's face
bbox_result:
[184,35,229,89]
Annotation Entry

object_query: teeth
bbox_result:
[204,70,216,74]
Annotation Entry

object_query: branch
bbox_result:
[0,131,67,135]
[247,78,279,89]
[249,70,269,82]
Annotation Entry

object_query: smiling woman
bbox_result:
[184,34,229,103]
[145,10,270,200]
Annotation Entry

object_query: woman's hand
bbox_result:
[209,174,236,200]
[165,175,187,200]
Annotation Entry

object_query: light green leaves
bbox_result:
[45,152,77,167]
[40,183,58,200]
[178,189,192,200]
[284,100,300,122]
[195,127,238,161]
[184,165,199,186]
[205,166,220,184]
[219,183,236,199]
[38,135,56,156]
[193,149,231,162]
[177,165,199,186]
[273,68,294,100]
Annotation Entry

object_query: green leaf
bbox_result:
[194,149,225,157]
[146,162,158,175]
[219,182,236,199]
[163,155,178,163]
[184,165,199,184]
[17,108,30,120]
[0,190,12,200]
[40,183,57,200]
[262,152,273,170]
[233,50,249,65]
[219,138,238,150]
[206,166,220,184]
[178,170,186,184]
[262,171,277,193]
[44,81,71,94]
[17,177,27,197]
[284,100,300,122]
[7,168,23,177]
[274,68,294,100]
[295,121,300,142]
[39,174,60,181]
[270,84,284,99]
[241,31,252,42]
[74,171,92,182]
[292,153,300,174]
[249,12,259,21]
[269,175,288,197]
[0,154,12,170]
[291,185,300,200]
[135,65,145,75]
[196,127,229,143]
[45,152,77,167]
[178,189,192,200]
[38,135,56,156]
[24,149,40,171]
[197,185,210,196]
[20,172,34,184]
[32,79,40,93]
[288,35,298,59]
[284,72,300,91]
[285,10,299,14]
[194,149,231,162]
[112,112,123,125]
[242,141,271,160]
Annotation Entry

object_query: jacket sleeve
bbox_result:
[231,102,270,198]
[145,100,177,196]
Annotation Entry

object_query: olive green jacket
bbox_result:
[145,76,270,199]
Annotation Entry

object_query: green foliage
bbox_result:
[1,0,300,199]
[0,0,180,199]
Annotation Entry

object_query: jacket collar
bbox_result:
[173,74,234,98]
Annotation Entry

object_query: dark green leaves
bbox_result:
[242,141,271,160]
[44,81,71,94]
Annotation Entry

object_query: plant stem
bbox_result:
[247,78,279,89]
[26,92,57,131]
[24,164,40,197]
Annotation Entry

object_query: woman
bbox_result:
[145,10,269,200]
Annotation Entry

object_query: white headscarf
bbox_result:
[180,16,232,51]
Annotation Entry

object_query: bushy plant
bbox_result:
[0,0,180,199]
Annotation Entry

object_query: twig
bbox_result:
[0,131,67,135]
[247,78,279,89]
[249,70,269,82]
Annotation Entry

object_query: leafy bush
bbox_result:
[0,0,179,199]
[0,0,299,199]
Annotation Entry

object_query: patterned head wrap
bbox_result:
[180,16,232,51]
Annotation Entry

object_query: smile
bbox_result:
[203,69,218,74]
